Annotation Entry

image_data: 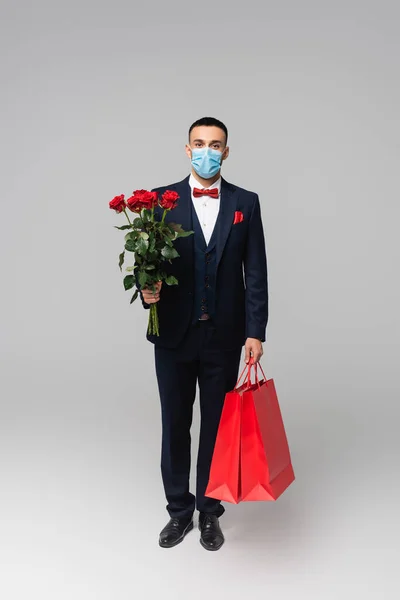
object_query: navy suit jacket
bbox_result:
[138,174,268,350]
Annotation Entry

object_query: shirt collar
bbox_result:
[189,172,222,192]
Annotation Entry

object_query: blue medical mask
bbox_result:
[190,147,223,179]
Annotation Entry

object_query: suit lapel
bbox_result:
[171,175,194,267]
[216,177,238,268]
[173,175,192,232]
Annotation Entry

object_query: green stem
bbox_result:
[123,208,133,226]
[148,303,159,336]
[155,304,159,336]
[161,209,167,225]
[156,304,159,335]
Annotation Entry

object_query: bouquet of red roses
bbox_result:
[109,189,193,335]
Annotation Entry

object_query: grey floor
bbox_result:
[1,352,398,600]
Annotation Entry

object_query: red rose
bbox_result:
[160,190,179,210]
[109,194,126,213]
[127,189,158,213]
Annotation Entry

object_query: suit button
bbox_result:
[201,306,206,311]
[205,284,210,288]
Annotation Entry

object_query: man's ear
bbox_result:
[222,146,229,161]
[185,144,192,160]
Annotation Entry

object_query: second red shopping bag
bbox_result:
[204,384,242,503]
[205,361,256,504]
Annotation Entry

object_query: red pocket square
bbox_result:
[233,211,244,224]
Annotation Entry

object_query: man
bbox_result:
[139,117,268,551]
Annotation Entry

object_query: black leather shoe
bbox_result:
[159,516,194,548]
[199,514,225,551]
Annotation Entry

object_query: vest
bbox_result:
[191,199,220,323]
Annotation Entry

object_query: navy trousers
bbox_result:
[154,319,242,519]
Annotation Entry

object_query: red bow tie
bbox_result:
[193,187,219,199]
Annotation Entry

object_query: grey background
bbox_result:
[1,0,399,598]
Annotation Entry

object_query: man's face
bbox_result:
[185,125,229,163]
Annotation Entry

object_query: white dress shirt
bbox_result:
[189,173,221,246]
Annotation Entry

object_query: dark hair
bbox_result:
[188,116,228,144]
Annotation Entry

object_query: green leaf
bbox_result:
[133,218,143,228]
[130,289,139,303]
[138,271,148,288]
[139,231,149,240]
[123,275,134,290]
[125,265,135,272]
[163,226,175,237]
[137,237,149,255]
[114,224,132,230]
[124,231,137,241]
[168,223,194,238]
[144,264,155,270]
[165,275,178,285]
[118,251,125,271]
[177,229,194,238]
[141,208,152,223]
[125,240,136,252]
[161,246,179,259]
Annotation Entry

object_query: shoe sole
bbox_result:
[159,520,194,548]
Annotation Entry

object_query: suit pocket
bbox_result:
[228,220,247,250]
[231,220,246,230]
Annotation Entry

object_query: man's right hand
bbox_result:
[141,281,162,304]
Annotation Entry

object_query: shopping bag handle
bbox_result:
[234,357,267,390]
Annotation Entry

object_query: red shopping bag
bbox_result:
[205,359,295,503]
[240,361,295,501]
[204,385,242,503]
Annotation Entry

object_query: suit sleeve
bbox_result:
[243,193,269,341]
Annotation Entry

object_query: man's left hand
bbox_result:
[244,338,263,364]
